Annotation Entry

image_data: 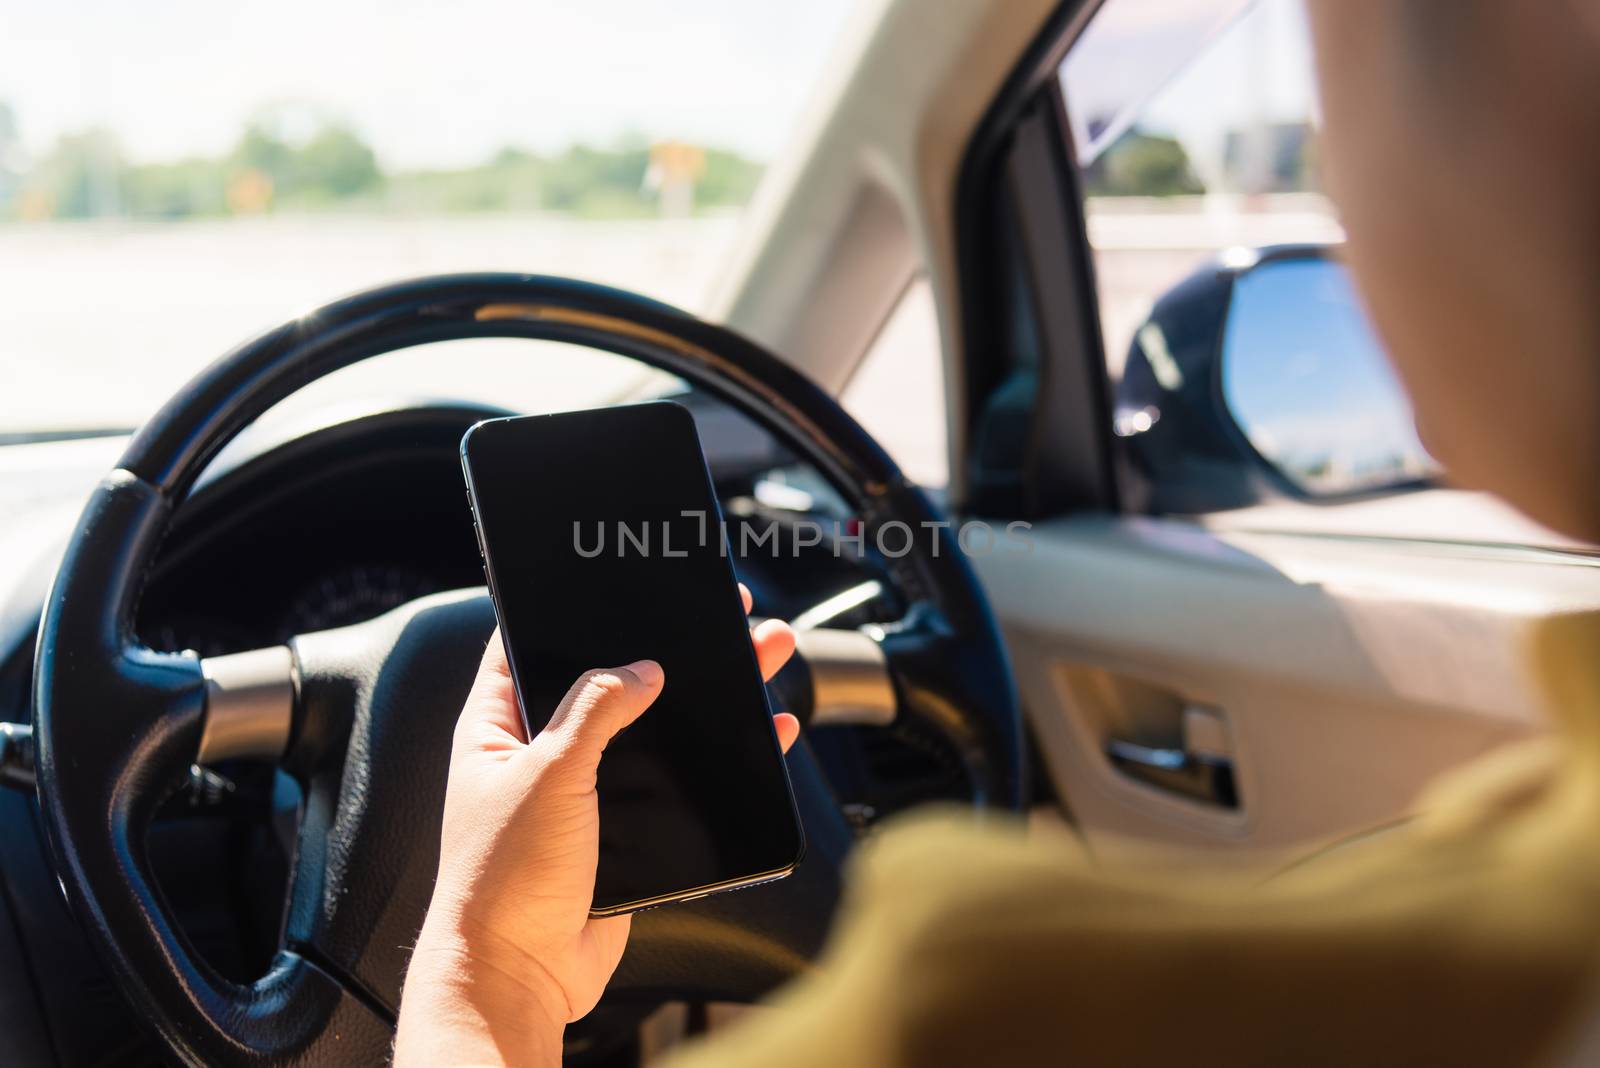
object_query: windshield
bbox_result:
[0,1,858,437]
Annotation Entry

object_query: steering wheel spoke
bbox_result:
[787,579,1021,808]
[197,646,294,765]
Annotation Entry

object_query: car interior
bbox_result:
[3,0,1598,1064]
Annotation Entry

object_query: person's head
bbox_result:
[1306,0,1600,541]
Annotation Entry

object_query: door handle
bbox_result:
[1105,738,1237,809]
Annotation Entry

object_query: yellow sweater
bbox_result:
[669,614,1600,1066]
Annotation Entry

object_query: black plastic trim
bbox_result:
[954,0,1117,520]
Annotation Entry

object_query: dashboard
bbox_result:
[133,395,831,659]
[136,420,488,658]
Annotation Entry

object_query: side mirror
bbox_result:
[1219,251,1434,496]
[1113,245,1435,511]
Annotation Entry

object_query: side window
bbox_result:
[1058,0,1434,509]
[840,277,948,489]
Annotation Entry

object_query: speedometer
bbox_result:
[281,564,437,637]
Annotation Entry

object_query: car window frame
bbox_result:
[954,0,1119,521]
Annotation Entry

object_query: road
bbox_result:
[0,214,741,434]
[0,197,1341,485]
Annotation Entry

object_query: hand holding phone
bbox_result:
[399,608,798,1058]
[460,403,806,914]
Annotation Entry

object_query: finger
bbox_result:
[740,582,753,615]
[544,660,665,755]
[456,629,530,750]
[752,617,796,682]
[773,712,801,753]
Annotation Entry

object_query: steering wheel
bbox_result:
[31,274,1022,1065]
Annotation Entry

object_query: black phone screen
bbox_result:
[461,402,803,914]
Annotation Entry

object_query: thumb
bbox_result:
[543,660,664,758]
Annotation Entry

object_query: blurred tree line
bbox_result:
[1082,123,1320,198]
[0,109,763,221]
[1081,129,1205,197]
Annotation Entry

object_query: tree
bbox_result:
[0,101,21,213]
[0,100,20,172]
[1082,129,1205,197]
[29,128,126,217]
[227,119,379,207]
[124,158,229,218]
[528,140,645,216]
[696,148,762,210]
[297,124,380,198]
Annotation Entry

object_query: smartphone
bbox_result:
[460,402,804,915]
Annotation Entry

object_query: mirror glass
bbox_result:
[1221,256,1436,495]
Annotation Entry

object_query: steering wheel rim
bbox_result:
[32,273,1023,1065]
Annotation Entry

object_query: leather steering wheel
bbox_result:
[31,274,1022,1065]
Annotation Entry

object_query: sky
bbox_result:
[0,0,862,168]
[1063,0,1315,180]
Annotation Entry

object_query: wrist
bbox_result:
[417,895,572,1012]
[398,919,566,1067]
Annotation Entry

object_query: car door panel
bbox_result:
[976,514,1594,860]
